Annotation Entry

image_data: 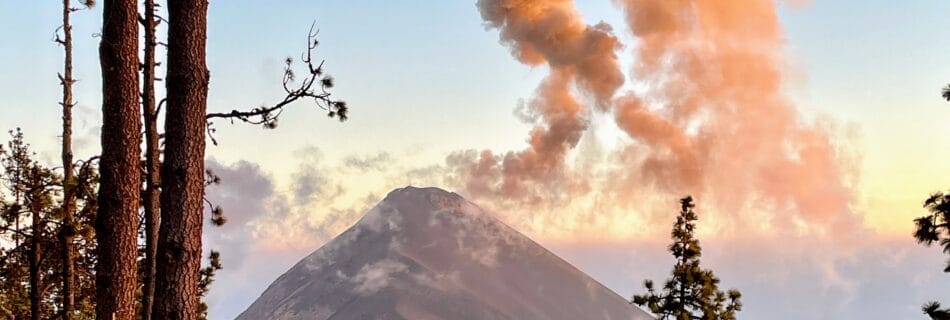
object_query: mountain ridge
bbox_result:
[236,186,653,320]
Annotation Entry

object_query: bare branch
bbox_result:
[75,155,99,174]
[156,98,167,115]
[205,22,347,142]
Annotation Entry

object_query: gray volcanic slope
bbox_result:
[236,186,653,320]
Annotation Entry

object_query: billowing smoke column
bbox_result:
[614,0,859,233]
[453,0,860,238]
[455,0,624,202]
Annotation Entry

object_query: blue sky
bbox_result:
[2,1,950,319]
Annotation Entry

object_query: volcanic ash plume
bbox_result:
[449,0,860,239]
[613,0,860,234]
[453,0,624,202]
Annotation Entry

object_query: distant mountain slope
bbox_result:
[236,186,653,320]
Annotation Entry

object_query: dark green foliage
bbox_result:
[915,192,950,273]
[204,169,226,227]
[0,129,98,319]
[0,129,56,319]
[632,196,742,320]
[923,301,950,320]
[210,206,226,227]
[0,247,30,318]
[197,251,222,320]
[914,190,950,320]
[198,168,225,318]
[921,89,950,319]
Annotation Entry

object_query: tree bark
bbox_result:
[153,0,208,319]
[59,0,77,317]
[96,0,141,319]
[29,168,41,320]
[29,221,40,320]
[140,0,160,319]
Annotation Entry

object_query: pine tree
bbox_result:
[139,0,162,318]
[96,0,142,318]
[918,84,950,318]
[916,192,950,273]
[67,157,101,319]
[0,130,56,320]
[0,130,100,320]
[56,1,96,317]
[196,250,222,320]
[153,0,209,318]
[923,301,950,320]
[633,196,742,320]
[914,192,950,319]
[58,0,78,314]
[136,5,344,319]
[25,162,59,320]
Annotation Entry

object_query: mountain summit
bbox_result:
[236,186,653,320]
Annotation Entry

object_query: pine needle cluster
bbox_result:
[633,196,742,320]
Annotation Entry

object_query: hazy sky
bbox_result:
[2,1,950,319]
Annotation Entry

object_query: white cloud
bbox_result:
[350,259,409,295]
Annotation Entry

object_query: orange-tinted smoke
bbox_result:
[451,0,860,238]
[460,0,624,199]
[615,0,860,234]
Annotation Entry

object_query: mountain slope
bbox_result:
[236,186,653,320]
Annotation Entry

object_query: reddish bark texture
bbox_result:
[153,0,209,319]
[140,0,161,318]
[95,0,141,319]
[59,0,77,317]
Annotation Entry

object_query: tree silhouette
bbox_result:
[55,0,95,317]
[204,22,347,145]
[916,192,950,273]
[633,196,742,320]
[923,301,950,320]
[0,129,99,319]
[0,129,59,320]
[196,250,222,320]
[914,88,950,320]
[0,3,348,318]
[138,0,162,318]
[915,191,950,320]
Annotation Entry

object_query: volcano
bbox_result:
[236,186,653,320]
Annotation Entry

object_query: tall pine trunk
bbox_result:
[29,168,41,320]
[153,0,208,319]
[59,0,77,317]
[140,0,160,318]
[29,214,40,320]
[96,0,141,319]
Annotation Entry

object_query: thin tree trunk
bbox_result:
[96,0,141,319]
[14,168,20,250]
[153,0,208,319]
[29,220,40,320]
[59,0,77,317]
[140,0,161,318]
[29,169,41,320]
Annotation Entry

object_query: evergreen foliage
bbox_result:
[915,192,950,320]
[918,87,950,320]
[196,251,222,320]
[632,196,742,320]
[0,2,337,318]
[915,192,950,273]
[0,129,99,319]
[923,301,950,320]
